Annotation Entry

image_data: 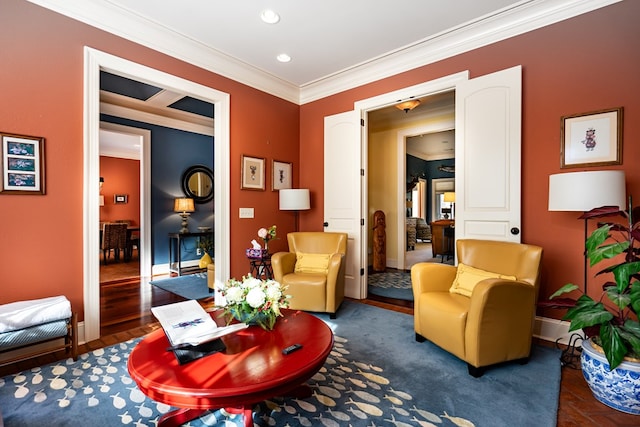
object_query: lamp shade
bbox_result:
[548,171,626,211]
[279,189,310,211]
[443,192,456,203]
[174,197,195,213]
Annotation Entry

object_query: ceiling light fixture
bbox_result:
[260,9,280,24]
[277,53,291,63]
[395,99,420,113]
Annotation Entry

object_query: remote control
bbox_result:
[282,343,303,355]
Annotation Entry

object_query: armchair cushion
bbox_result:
[294,252,331,274]
[450,263,516,297]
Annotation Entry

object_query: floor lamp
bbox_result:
[279,189,310,232]
[548,170,626,366]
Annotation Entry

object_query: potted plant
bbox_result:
[548,198,640,414]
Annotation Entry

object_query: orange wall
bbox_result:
[99,157,140,225]
[1,0,638,323]
[299,1,640,316]
[0,0,299,315]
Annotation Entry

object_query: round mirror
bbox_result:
[181,165,213,204]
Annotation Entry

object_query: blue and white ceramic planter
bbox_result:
[581,338,640,415]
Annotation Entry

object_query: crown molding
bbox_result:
[299,0,621,103]
[29,0,621,105]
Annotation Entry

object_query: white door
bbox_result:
[324,111,363,299]
[454,65,522,243]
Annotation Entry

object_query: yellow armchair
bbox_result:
[272,232,347,318]
[411,239,543,377]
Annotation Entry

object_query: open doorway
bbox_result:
[83,47,231,343]
[366,90,455,274]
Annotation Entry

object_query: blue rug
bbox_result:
[0,301,561,426]
[149,273,211,300]
[368,271,413,300]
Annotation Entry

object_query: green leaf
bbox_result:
[589,241,628,266]
[620,320,640,355]
[564,302,613,331]
[549,283,579,299]
[630,282,640,314]
[612,261,640,292]
[599,323,627,370]
[605,287,631,310]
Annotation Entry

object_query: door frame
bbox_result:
[83,47,230,342]
[99,122,151,278]
[356,71,468,277]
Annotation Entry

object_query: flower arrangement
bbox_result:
[218,274,290,330]
[258,225,277,252]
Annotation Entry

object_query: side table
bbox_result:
[248,255,273,280]
[168,231,213,276]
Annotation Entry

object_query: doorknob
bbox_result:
[323,222,329,227]
[510,227,520,235]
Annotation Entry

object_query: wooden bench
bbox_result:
[0,297,78,368]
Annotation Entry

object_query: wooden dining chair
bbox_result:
[101,223,128,265]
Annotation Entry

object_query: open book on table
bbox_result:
[151,300,248,348]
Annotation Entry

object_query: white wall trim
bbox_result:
[534,316,573,346]
[84,47,230,343]
[99,121,152,279]
[30,0,621,105]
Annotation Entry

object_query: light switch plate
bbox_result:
[239,207,254,218]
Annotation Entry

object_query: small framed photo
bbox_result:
[272,160,292,191]
[114,194,128,204]
[0,132,45,195]
[241,155,265,190]
[561,107,623,168]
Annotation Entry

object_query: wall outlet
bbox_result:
[196,248,202,256]
[239,207,254,218]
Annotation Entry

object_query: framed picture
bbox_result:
[272,160,292,191]
[241,155,265,190]
[0,132,45,195]
[114,194,128,204]
[561,107,623,168]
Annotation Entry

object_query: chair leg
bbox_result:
[415,333,426,342]
[329,313,337,319]
[467,363,485,378]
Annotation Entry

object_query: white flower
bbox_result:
[243,277,263,289]
[246,287,266,308]
[257,228,268,239]
[225,286,244,304]
[265,282,282,301]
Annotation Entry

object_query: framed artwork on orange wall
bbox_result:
[560,107,623,168]
[272,160,292,191]
[241,155,265,190]
[0,132,45,195]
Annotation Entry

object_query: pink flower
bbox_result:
[257,228,268,239]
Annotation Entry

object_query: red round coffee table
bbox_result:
[128,309,333,427]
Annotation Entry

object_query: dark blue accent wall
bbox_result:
[406,154,454,223]
[101,114,214,266]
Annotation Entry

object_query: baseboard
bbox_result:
[534,316,573,346]
[152,260,200,276]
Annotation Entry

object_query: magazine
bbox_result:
[151,300,247,348]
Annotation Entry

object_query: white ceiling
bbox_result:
[99,0,522,86]
[29,0,618,104]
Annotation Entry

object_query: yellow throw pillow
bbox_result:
[295,252,331,274]
[449,263,516,297]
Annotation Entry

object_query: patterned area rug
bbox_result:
[368,271,413,300]
[0,301,561,426]
[149,272,211,300]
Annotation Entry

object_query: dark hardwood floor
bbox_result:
[2,260,638,426]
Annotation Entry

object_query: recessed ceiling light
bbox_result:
[260,9,280,24]
[277,53,291,63]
